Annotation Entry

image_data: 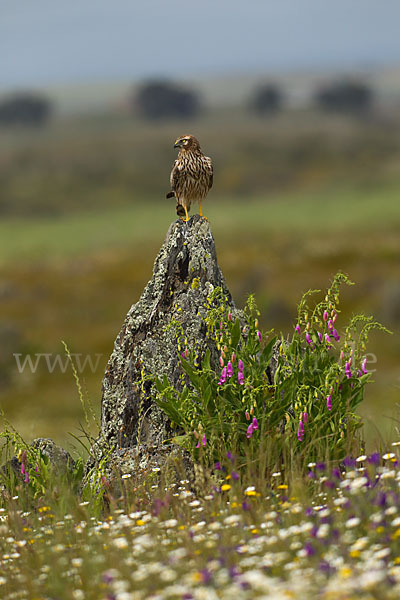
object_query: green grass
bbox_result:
[0,183,399,263]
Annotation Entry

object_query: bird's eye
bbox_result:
[183,138,188,143]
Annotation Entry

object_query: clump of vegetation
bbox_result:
[0,273,396,599]
[155,273,389,471]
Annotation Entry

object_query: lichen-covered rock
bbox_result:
[2,438,75,482]
[31,438,75,474]
[87,215,242,480]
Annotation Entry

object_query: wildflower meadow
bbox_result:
[1,273,399,600]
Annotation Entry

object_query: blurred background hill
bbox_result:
[1,0,400,450]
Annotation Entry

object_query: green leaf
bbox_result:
[202,348,211,371]
[180,358,201,389]
[231,318,241,348]
[260,336,277,365]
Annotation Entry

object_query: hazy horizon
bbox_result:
[1,0,400,90]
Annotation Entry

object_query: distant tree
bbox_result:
[249,83,283,115]
[133,80,201,120]
[314,80,373,114]
[0,93,52,126]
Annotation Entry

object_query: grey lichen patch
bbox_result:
[86,215,243,480]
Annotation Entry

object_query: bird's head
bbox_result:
[173,134,200,152]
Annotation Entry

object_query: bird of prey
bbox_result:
[166,134,213,222]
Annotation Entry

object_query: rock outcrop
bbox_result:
[87,215,242,479]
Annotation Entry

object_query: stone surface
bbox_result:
[2,437,75,482]
[87,215,242,479]
[31,438,75,473]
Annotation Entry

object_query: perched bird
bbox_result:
[166,134,213,222]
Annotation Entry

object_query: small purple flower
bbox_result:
[245,410,250,420]
[304,542,315,557]
[317,331,323,343]
[332,329,340,342]
[232,471,239,480]
[226,361,233,378]
[328,319,333,331]
[297,420,305,442]
[361,357,368,374]
[323,310,328,321]
[326,394,332,411]
[231,352,236,363]
[305,332,312,345]
[367,452,380,466]
[238,359,244,372]
[295,324,301,334]
[246,424,254,439]
[200,569,212,584]
[238,371,245,385]
[252,417,259,430]
[219,356,224,367]
[343,456,356,467]
[303,412,308,424]
[24,472,29,484]
[256,330,262,342]
[324,333,331,344]
[215,461,222,470]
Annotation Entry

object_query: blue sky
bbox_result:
[1,0,400,88]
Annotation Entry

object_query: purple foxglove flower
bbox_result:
[226,361,233,378]
[246,424,254,439]
[252,417,258,430]
[297,420,305,441]
[324,333,331,344]
[238,359,244,372]
[218,367,227,385]
[231,352,236,363]
[256,330,262,342]
[317,331,323,343]
[219,356,224,367]
[326,395,332,410]
[24,472,29,484]
[245,410,250,420]
[228,312,232,321]
[328,319,333,331]
[295,324,301,334]
[340,350,344,361]
[303,412,308,424]
[323,310,328,321]
[361,358,368,374]
[332,329,340,341]
[202,434,206,447]
[238,371,245,385]
[305,332,312,345]
[345,362,352,379]
[21,463,25,475]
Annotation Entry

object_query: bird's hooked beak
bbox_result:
[174,139,183,149]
